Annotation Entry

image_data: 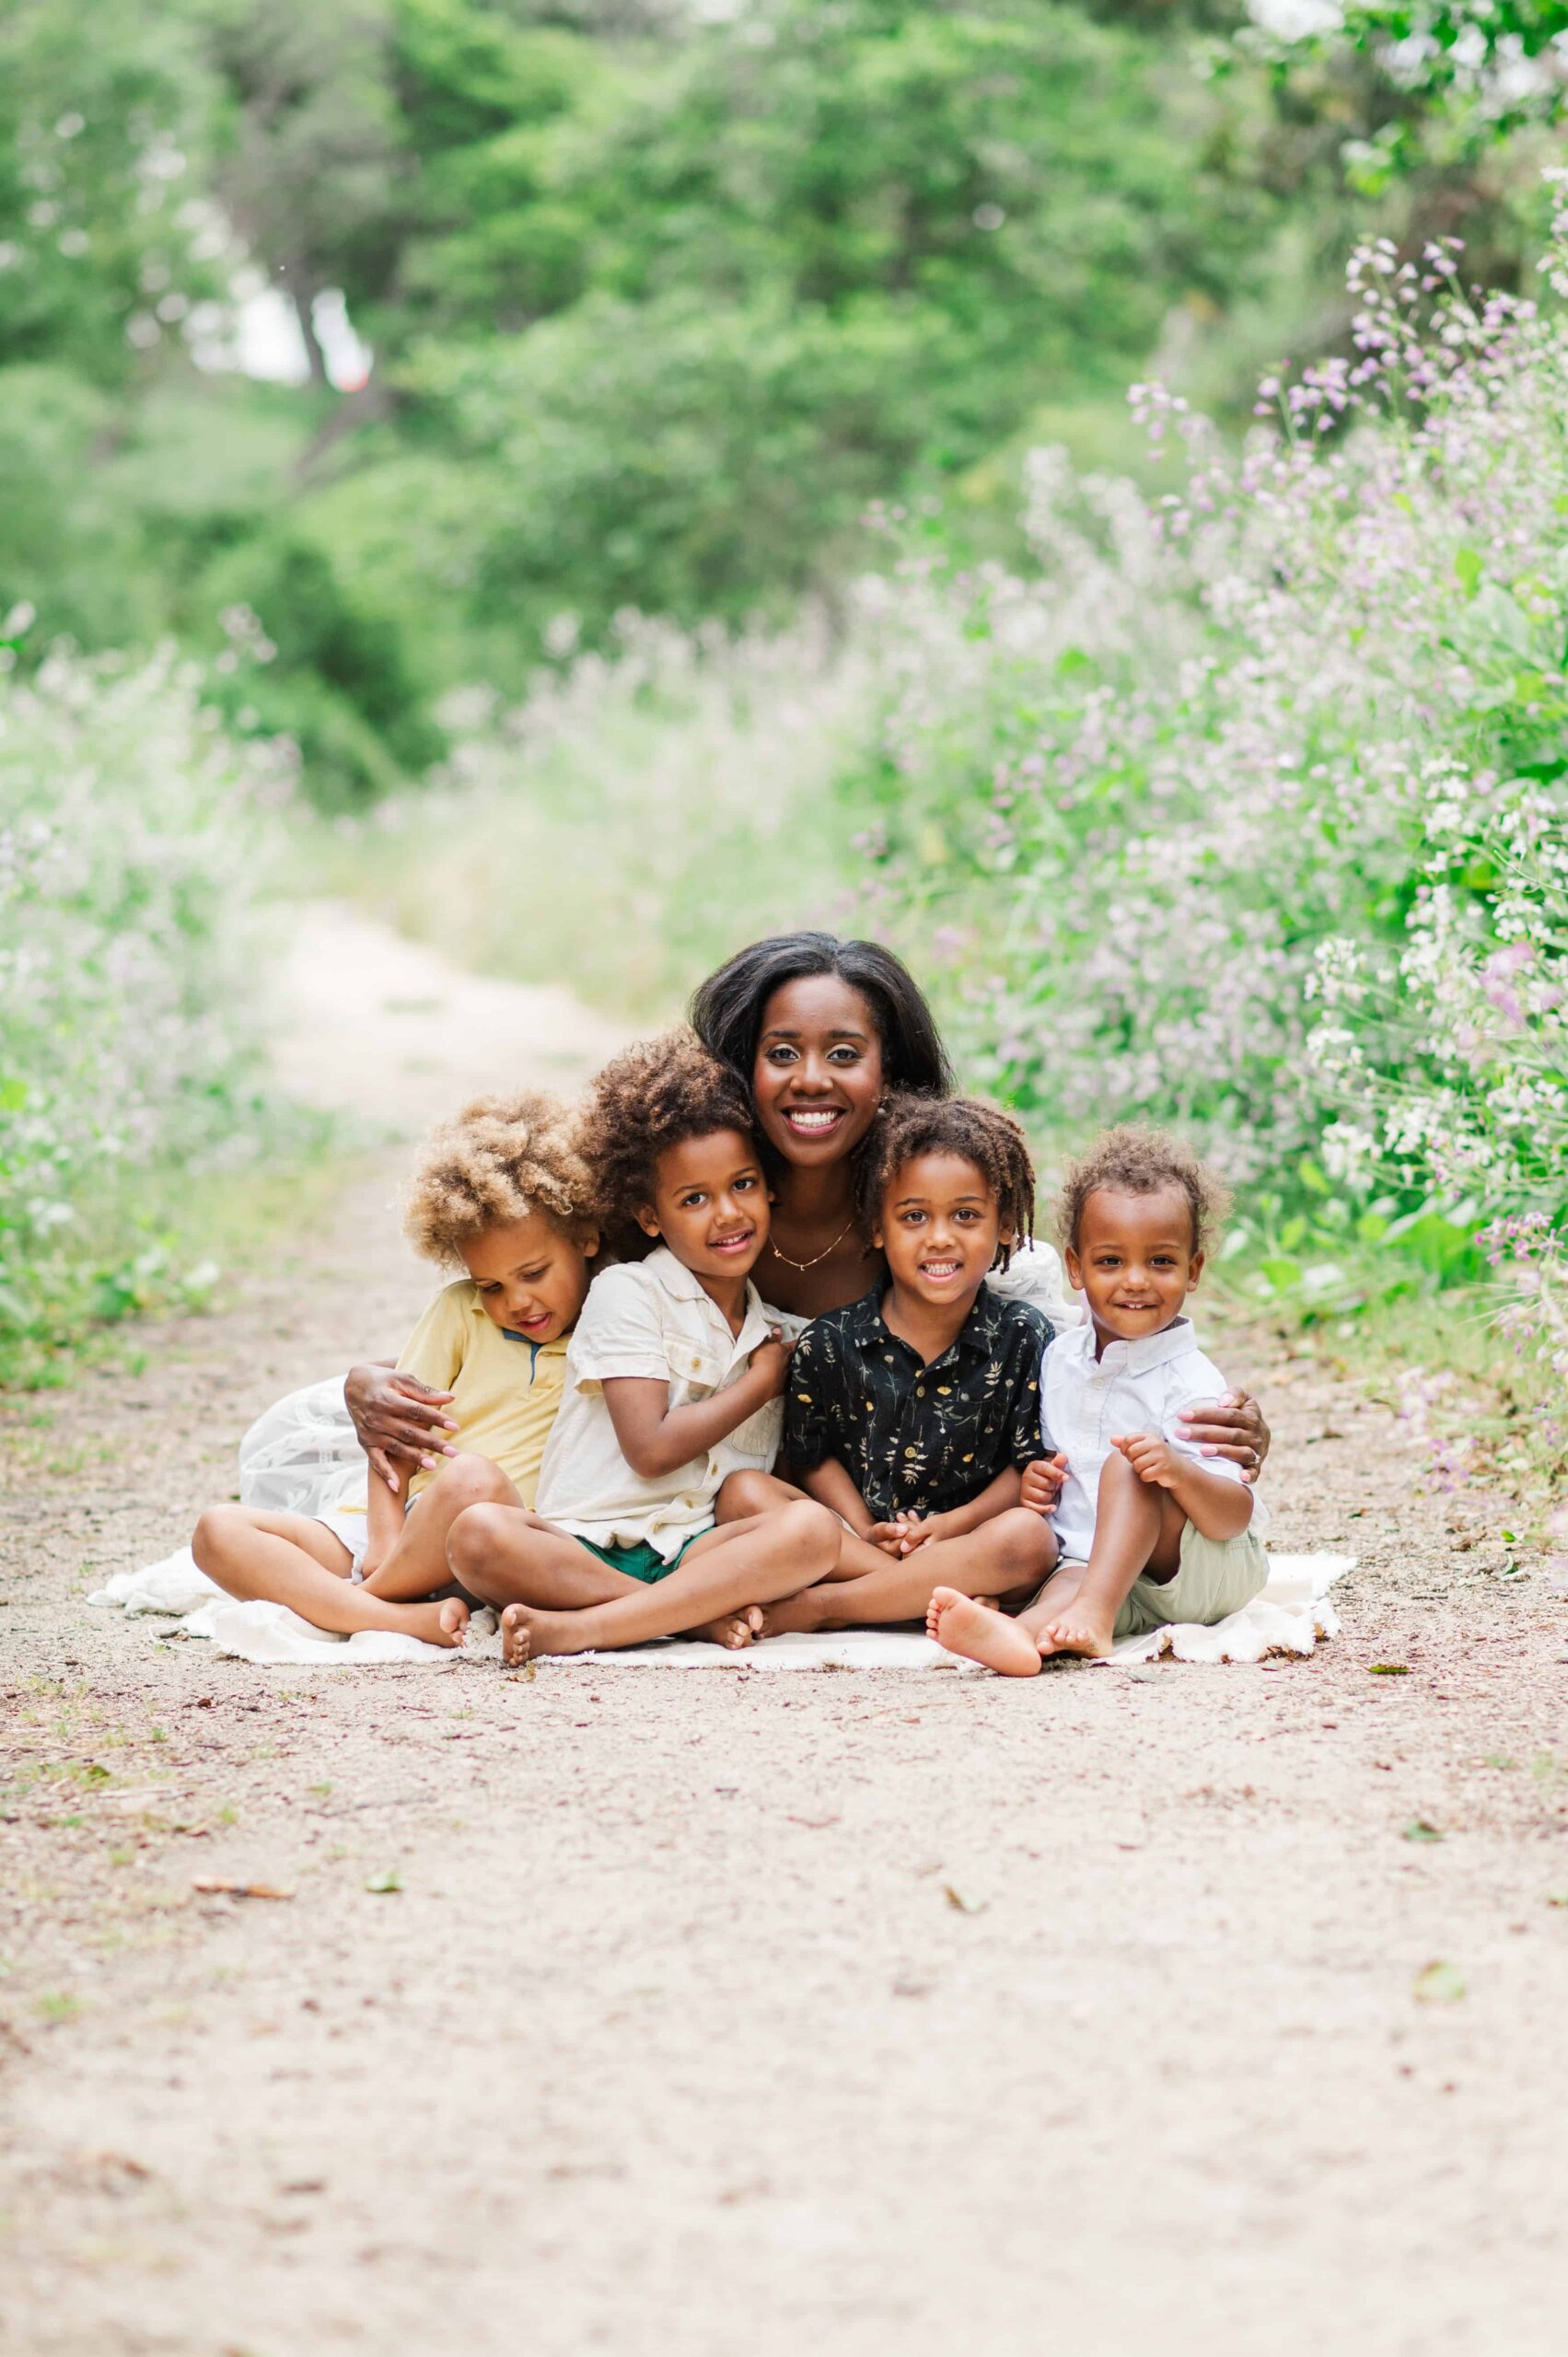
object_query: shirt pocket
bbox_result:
[664,1331,731,1403]
[724,1398,784,1465]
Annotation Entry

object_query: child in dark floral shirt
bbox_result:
[723,1094,1060,1632]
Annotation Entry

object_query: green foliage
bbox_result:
[0,640,305,1381]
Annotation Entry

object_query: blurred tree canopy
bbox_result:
[1,0,1561,804]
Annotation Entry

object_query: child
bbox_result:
[443,1030,842,1660]
[192,1092,599,1648]
[929,1125,1268,1671]
[717,1093,1059,1631]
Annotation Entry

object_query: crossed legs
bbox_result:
[929,1447,1185,1673]
[447,1497,842,1661]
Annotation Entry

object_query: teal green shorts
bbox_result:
[576,1530,709,1585]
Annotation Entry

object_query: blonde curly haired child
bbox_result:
[192,1089,600,1648]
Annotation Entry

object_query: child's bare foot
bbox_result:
[751,1587,826,1639]
[1028,1567,1085,1657]
[1036,1603,1117,1660]
[691,1606,763,1650]
[404,1596,469,1649]
[925,1586,1041,1677]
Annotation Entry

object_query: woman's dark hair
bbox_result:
[691,932,955,1105]
[854,1093,1037,1271]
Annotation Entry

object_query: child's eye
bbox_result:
[826,1045,862,1064]
[764,1045,799,1064]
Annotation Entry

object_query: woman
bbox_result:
[345,932,1270,1484]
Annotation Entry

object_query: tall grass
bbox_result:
[0,634,300,1380]
[317,612,871,1023]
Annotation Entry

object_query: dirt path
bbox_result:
[3,911,1566,2356]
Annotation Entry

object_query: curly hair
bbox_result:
[579,1028,757,1248]
[402,1089,595,1267]
[1054,1125,1231,1257]
[854,1092,1037,1271]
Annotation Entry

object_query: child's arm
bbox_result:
[362,1457,412,1577]
[797,1455,880,1538]
[603,1333,793,1480]
[1111,1433,1254,1540]
[882,1466,1025,1554]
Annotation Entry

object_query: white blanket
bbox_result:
[89,1550,1349,1669]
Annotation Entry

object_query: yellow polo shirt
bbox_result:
[400,1280,570,1508]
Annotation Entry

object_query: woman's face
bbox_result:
[752,973,886,1167]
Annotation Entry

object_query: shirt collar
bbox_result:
[645,1244,768,1346]
[1063,1315,1196,1376]
[865,1279,1005,1360]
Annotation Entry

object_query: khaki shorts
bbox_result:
[1059,1519,1269,1643]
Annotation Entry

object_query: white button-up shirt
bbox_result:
[535,1247,784,1561]
[1040,1316,1256,1561]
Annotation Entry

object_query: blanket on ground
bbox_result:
[89,1549,1349,1669]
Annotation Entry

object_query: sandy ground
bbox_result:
[3,911,1566,2357]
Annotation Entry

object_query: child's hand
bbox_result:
[865,1515,922,1555]
[1020,1454,1067,1515]
[749,1329,796,1399]
[1113,1432,1178,1489]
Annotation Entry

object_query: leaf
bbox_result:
[364,1870,402,1895]
[192,1877,294,1900]
[1412,1960,1465,2004]
[1453,545,1481,598]
[1402,1819,1444,1842]
[943,1883,987,1914]
[1368,1663,1411,1676]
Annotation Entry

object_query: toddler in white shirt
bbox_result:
[929,1127,1267,1671]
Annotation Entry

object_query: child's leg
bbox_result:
[718,1469,1034,1601]
[759,1507,1056,1636]
[447,1504,765,1650]
[360,1454,523,1601]
[928,1453,1183,1674]
[494,1500,842,1663]
[192,1506,469,1647]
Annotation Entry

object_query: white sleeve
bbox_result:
[988,1237,1082,1331]
[568,1265,670,1387]
[1162,1352,1248,1484]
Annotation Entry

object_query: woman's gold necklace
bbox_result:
[766,1217,858,1273]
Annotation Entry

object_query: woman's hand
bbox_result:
[1175,1390,1270,1485]
[344,1361,459,1491]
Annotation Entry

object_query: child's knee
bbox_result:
[446,1500,531,1595]
[776,1497,840,1569]
[994,1506,1056,1575]
[192,1503,248,1570]
[716,1468,776,1519]
[426,1453,514,1515]
[1096,1448,1144,1503]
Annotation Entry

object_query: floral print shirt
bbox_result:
[784,1282,1051,1522]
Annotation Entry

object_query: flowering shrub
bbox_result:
[848,190,1568,1240]
[0,633,294,1366]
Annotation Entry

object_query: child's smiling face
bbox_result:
[638,1127,771,1282]
[460,1210,597,1344]
[875,1150,1002,1310]
[1065,1183,1203,1347]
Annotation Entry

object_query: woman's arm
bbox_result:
[344,1361,459,1488]
[602,1339,793,1480]
[1175,1390,1270,1484]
